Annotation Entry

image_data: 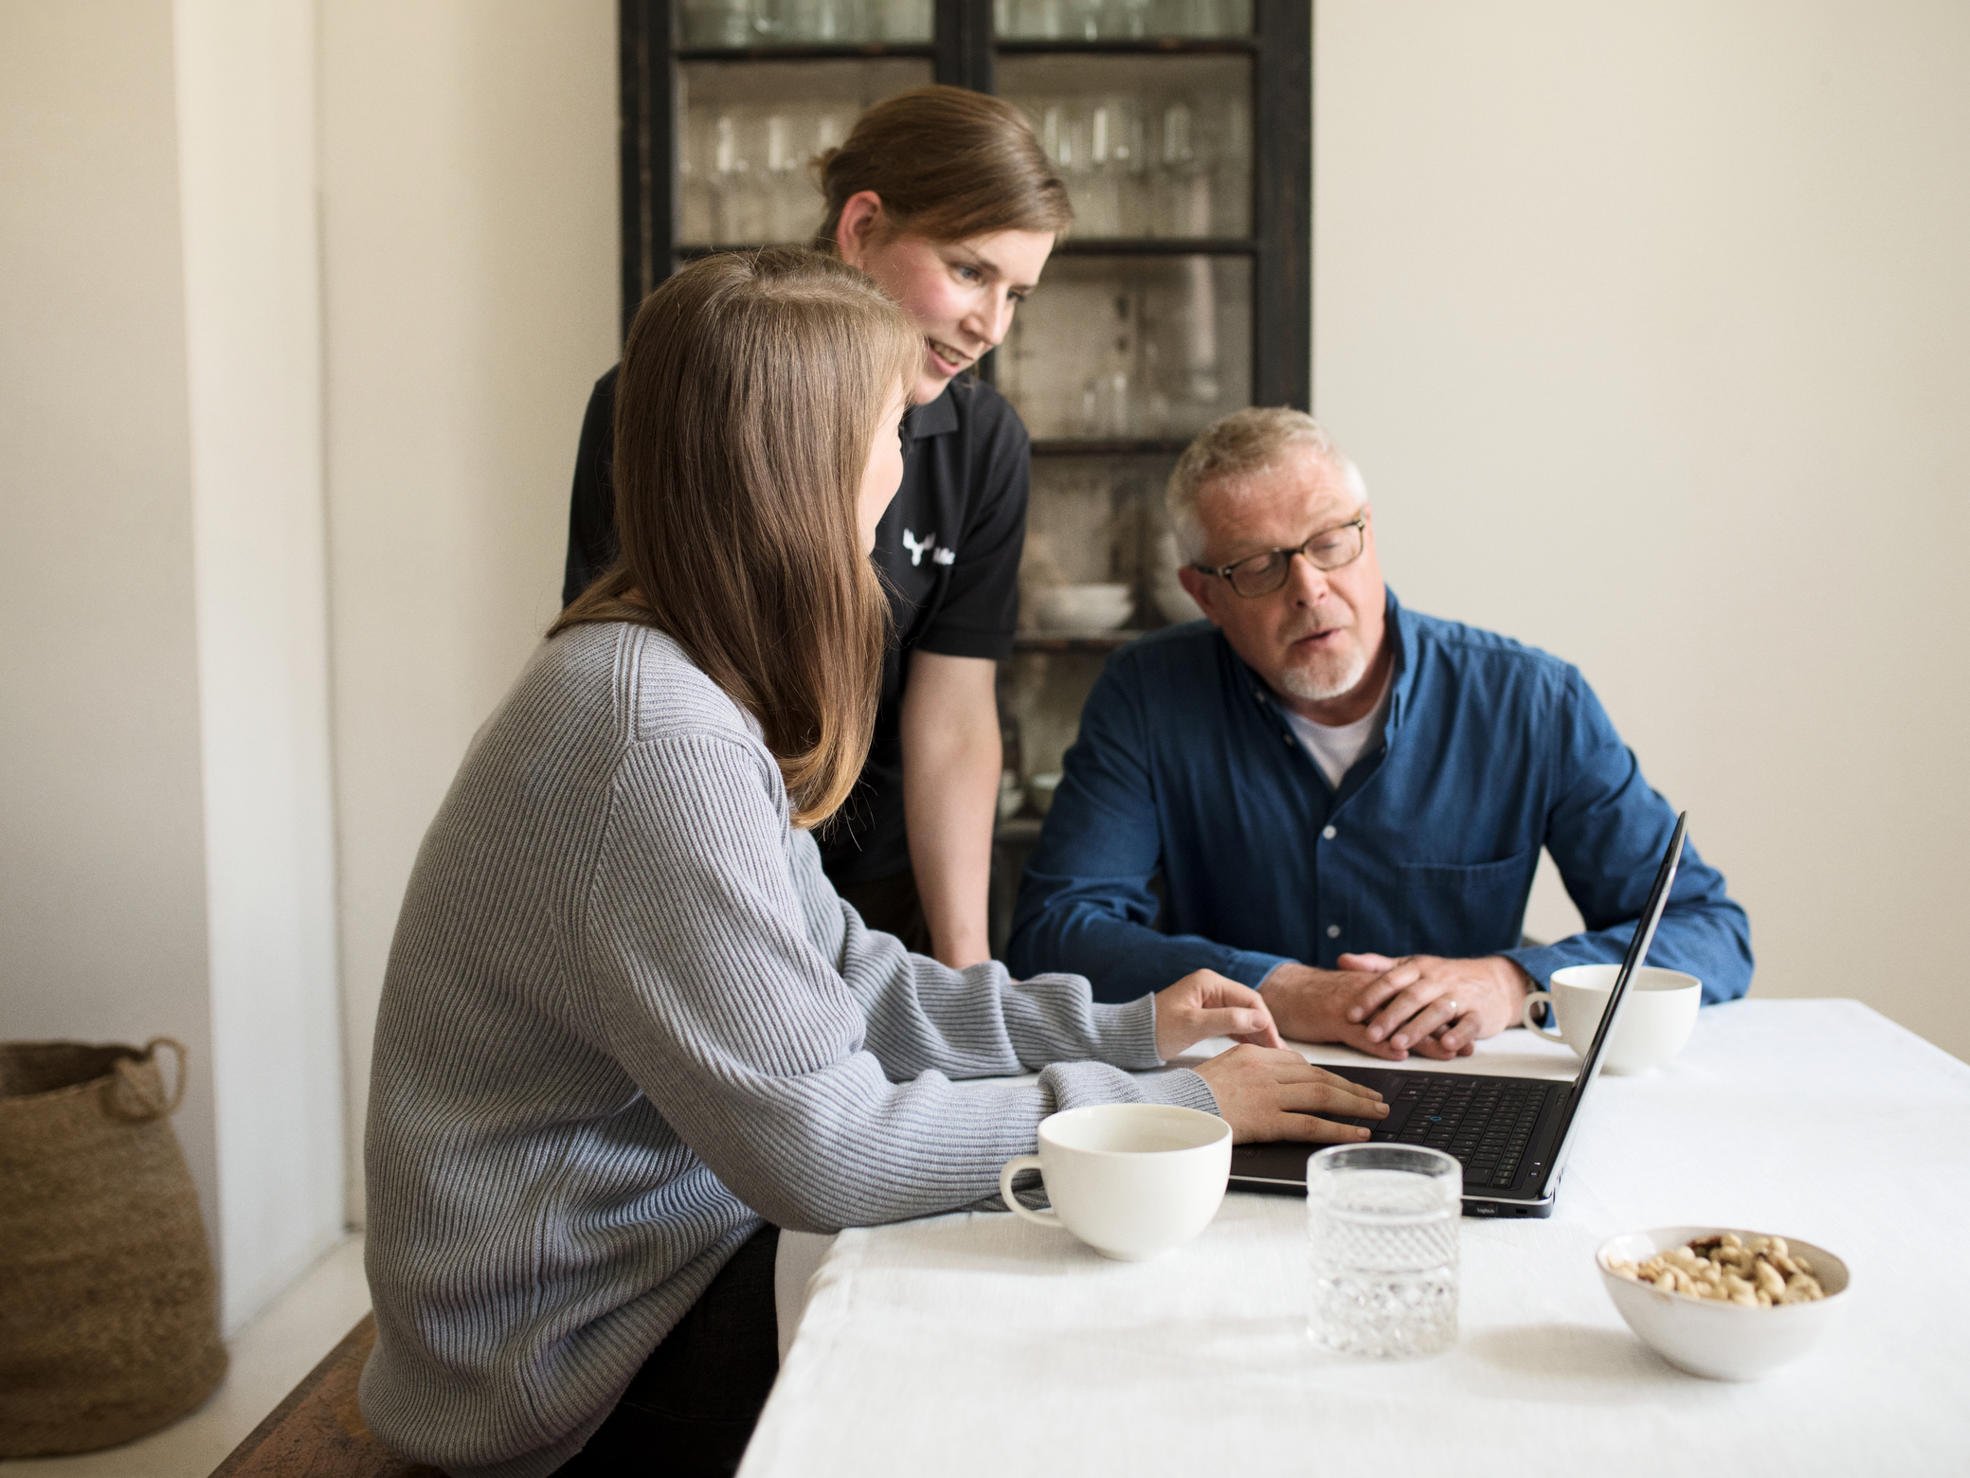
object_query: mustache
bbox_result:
[1286,617,1351,642]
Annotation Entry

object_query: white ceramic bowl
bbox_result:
[997,771,1025,822]
[1029,582,1134,632]
[1596,1226,1849,1381]
[1026,771,1062,816]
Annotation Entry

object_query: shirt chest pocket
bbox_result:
[1389,847,1539,957]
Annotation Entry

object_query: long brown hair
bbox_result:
[553,249,919,827]
[814,85,1073,247]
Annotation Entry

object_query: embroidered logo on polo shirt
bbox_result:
[903,528,946,567]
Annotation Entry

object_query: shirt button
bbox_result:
[1326,924,1341,939]
[1321,825,1337,840]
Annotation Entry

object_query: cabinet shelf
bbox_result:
[679,240,1252,259]
[676,242,819,257]
[1029,438,1194,457]
[995,38,1258,57]
[677,44,935,63]
[1013,629,1148,653]
[994,815,1045,845]
[1053,237,1256,256]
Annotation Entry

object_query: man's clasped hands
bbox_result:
[1147,955,1535,1145]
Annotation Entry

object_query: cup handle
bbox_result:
[1521,990,1563,1040]
[998,1155,1061,1229]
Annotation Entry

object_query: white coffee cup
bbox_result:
[998,1103,1231,1261]
[1521,964,1701,1074]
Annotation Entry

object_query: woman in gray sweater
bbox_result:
[359,248,1382,1478]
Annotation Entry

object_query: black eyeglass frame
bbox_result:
[1190,514,1369,598]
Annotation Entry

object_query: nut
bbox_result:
[1610,1233,1829,1307]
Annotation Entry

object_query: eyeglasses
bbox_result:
[1192,514,1367,598]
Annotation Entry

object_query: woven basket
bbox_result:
[0,1038,227,1456]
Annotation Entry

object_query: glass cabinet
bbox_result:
[619,0,1311,949]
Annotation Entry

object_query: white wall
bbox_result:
[1313,0,1970,1058]
[318,0,618,1219]
[2,0,344,1334]
[2,0,218,1259]
[174,0,345,1329]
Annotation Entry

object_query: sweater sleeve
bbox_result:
[578,732,1216,1234]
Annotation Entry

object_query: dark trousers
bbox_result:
[555,1226,781,1477]
[834,868,932,955]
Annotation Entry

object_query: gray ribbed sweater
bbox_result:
[359,622,1216,1478]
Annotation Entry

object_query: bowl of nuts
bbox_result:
[1597,1227,1849,1381]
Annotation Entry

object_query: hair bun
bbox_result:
[814,85,1072,247]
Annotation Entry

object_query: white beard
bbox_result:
[1276,640,1370,705]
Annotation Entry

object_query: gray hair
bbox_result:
[1164,407,1366,561]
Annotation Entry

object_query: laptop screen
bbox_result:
[1562,810,1689,1093]
[1538,811,1689,1186]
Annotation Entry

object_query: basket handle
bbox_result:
[110,1037,188,1120]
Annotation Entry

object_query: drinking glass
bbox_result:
[760,109,810,241]
[1091,97,1147,236]
[1063,0,1104,39]
[1149,0,1243,35]
[1039,102,1102,234]
[1080,368,1131,438]
[1079,100,1126,237]
[749,0,785,40]
[781,0,862,42]
[681,0,752,46]
[1002,0,1066,39]
[679,108,717,243]
[869,0,930,40]
[709,110,767,244]
[1154,100,1211,239]
[1102,0,1152,37]
[1305,1143,1461,1358]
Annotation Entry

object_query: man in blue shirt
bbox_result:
[1006,408,1751,1062]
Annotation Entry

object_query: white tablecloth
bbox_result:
[750,1000,1970,1476]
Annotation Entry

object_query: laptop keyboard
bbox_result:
[1372,1074,1554,1189]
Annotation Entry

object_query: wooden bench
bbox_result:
[209,1313,441,1478]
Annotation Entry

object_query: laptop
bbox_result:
[1227,812,1689,1218]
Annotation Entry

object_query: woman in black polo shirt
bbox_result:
[562,85,1065,967]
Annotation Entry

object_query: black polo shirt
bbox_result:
[562,365,1029,883]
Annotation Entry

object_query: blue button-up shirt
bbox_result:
[1006,594,1753,1005]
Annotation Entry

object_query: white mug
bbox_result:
[1521,964,1701,1074]
[998,1103,1231,1261]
